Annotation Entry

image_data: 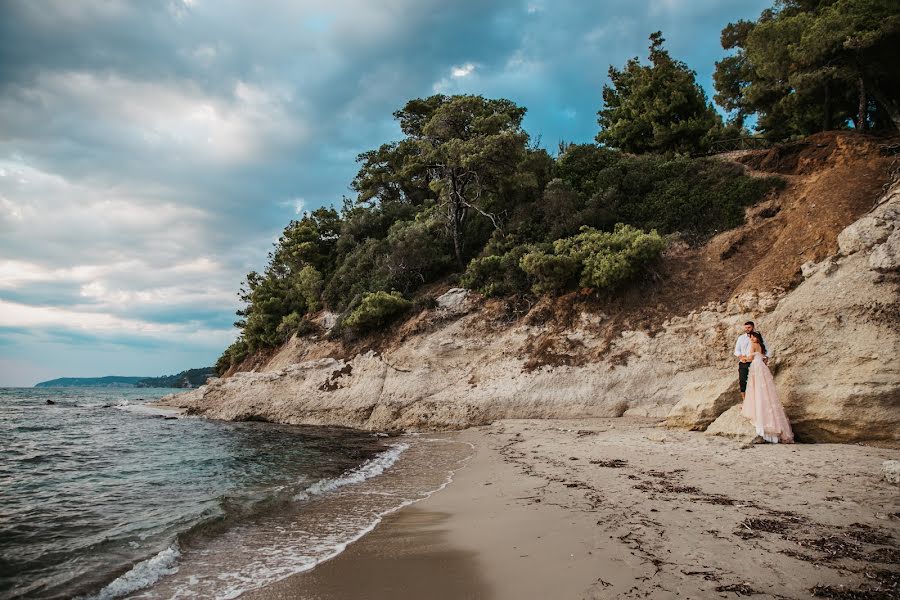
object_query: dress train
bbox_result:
[740,352,794,444]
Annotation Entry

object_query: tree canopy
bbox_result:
[596,32,724,154]
[713,0,900,137]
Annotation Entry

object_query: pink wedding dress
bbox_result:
[740,351,794,443]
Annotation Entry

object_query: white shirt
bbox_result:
[734,333,770,359]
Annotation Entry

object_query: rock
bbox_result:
[319,311,338,331]
[705,405,763,445]
[838,215,892,256]
[869,227,900,272]
[882,461,900,485]
[45,399,55,405]
[623,405,670,418]
[436,288,470,311]
[800,261,818,278]
[664,378,736,431]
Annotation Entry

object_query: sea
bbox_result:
[0,387,472,600]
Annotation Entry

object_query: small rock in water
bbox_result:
[45,399,55,405]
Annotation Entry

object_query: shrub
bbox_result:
[568,151,784,244]
[519,251,580,294]
[215,339,249,376]
[382,218,452,294]
[459,244,536,297]
[276,311,318,338]
[555,224,666,290]
[342,291,412,333]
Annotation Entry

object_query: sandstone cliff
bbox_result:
[161,134,899,443]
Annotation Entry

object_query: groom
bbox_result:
[734,321,768,400]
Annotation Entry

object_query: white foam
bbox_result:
[122,439,474,600]
[115,402,182,418]
[82,544,180,600]
[211,441,474,599]
[293,443,409,501]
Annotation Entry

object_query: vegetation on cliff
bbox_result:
[713,0,900,137]
[216,0,899,375]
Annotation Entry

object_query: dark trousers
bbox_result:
[738,361,751,393]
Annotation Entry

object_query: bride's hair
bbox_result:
[749,331,767,355]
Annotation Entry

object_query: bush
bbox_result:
[568,152,784,244]
[276,311,318,339]
[215,339,249,376]
[519,251,580,294]
[459,244,536,297]
[555,224,666,290]
[342,291,412,333]
[382,218,453,294]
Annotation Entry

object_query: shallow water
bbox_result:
[0,387,400,599]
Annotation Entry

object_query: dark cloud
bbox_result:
[0,0,770,384]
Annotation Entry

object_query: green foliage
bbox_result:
[322,238,391,311]
[215,339,249,376]
[597,32,723,154]
[519,251,580,294]
[398,94,531,266]
[222,90,783,368]
[553,144,782,243]
[714,0,900,137]
[555,224,666,290]
[459,244,537,297]
[276,311,318,339]
[382,217,453,294]
[296,266,324,312]
[342,291,413,333]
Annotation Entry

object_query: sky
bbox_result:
[0,0,770,387]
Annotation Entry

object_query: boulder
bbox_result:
[869,227,900,272]
[436,288,470,312]
[664,377,736,430]
[882,460,900,485]
[837,191,898,255]
[705,405,762,445]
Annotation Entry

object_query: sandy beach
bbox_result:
[249,418,899,599]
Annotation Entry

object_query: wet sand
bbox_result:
[250,418,900,599]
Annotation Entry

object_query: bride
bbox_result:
[740,331,794,444]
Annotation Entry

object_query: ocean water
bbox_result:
[0,388,472,600]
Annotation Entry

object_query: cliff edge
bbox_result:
[161,133,900,443]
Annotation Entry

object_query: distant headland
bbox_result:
[35,368,214,389]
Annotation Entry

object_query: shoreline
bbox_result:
[247,418,899,599]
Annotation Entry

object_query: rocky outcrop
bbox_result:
[161,183,900,443]
[704,405,762,445]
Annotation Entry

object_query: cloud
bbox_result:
[0,0,771,384]
[451,63,477,78]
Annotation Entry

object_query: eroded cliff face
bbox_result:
[162,136,899,443]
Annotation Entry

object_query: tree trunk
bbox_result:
[449,171,465,269]
[857,76,867,132]
[451,219,464,269]
[822,81,832,132]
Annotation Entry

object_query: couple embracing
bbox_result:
[734,321,794,444]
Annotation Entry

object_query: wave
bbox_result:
[80,544,180,600]
[78,439,470,600]
[294,442,409,501]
